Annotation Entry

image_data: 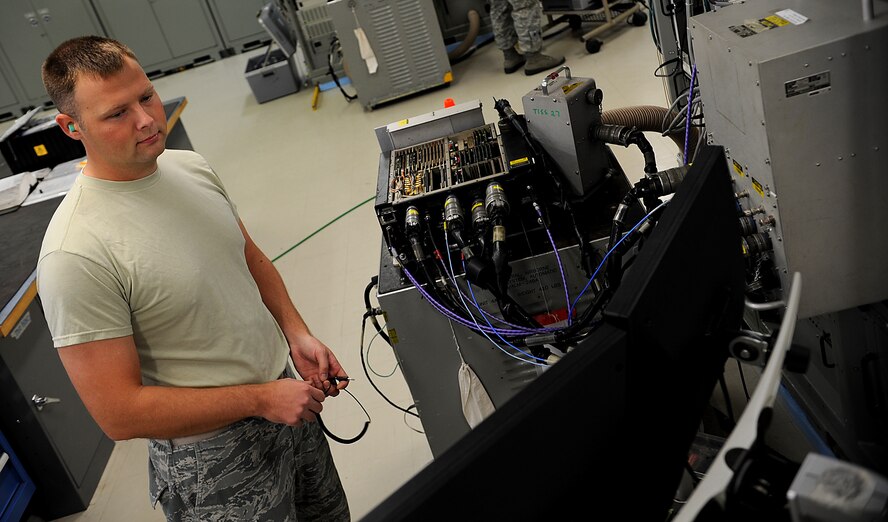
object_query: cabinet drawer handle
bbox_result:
[32,394,61,411]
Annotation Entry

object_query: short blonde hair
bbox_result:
[42,36,138,118]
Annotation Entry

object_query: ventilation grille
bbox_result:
[299,5,335,40]
[397,0,439,81]
[366,0,441,93]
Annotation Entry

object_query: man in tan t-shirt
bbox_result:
[37,36,350,520]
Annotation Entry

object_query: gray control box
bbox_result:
[691,0,888,318]
[521,67,611,196]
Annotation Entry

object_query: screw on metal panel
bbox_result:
[749,61,753,66]
[728,48,732,52]
[530,97,534,101]
[764,158,770,164]
[851,153,856,157]
[816,162,821,166]
[828,56,833,61]
[841,52,847,57]
[865,45,871,50]
[838,156,843,161]
[756,81,760,86]
[761,120,765,125]
[804,63,809,67]
[709,35,713,39]
[566,121,570,125]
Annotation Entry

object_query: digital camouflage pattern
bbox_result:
[489,0,544,53]
[148,418,349,521]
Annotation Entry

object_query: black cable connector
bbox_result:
[592,124,658,174]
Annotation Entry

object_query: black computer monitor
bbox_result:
[362,146,744,521]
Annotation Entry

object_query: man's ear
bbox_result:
[56,113,81,140]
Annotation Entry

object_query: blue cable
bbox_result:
[571,200,670,313]
[443,227,548,366]
[684,64,698,164]
[461,258,550,365]
[777,383,835,458]
[534,204,573,325]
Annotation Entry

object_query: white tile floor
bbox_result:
[44,17,686,522]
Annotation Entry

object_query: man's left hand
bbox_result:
[289,334,348,397]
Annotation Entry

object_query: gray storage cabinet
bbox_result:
[0,0,105,109]
[91,0,226,78]
[207,0,270,54]
[0,199,114,520]
[0,61,22,122]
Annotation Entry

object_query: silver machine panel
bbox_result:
[327,0,452,110]
[372,91,635,456]
[377,244,601,457]
[690,0,888,318]
[274,0,343,86]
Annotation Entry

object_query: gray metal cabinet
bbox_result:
[0,296,114,520]
[0,64,21,122]
[91,0,226,77]
[0,0,104,108]
[206,0,270,54]
[0,197,114,520]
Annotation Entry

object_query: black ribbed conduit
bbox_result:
[601,105,698,157]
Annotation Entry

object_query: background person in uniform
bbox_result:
[490,0,566,74]
[37,36,350,521]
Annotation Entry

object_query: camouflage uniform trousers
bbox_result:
[148,417,350,521]
[489,0,544,54]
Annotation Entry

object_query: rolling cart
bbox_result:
[542,0,647,53]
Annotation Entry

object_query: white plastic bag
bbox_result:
[458,361,495,429]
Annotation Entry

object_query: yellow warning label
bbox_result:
[387,328,399,344]
[764,15,790,26]
[443,71,453,83]
[562,82,582,95]
[732,160,745,177]
[34,144,48,156]
[751,177,765,197]
[509,157,529,166]
[398,119,409,126]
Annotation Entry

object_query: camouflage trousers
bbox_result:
[490,0,544,54]
[148,418,350,521]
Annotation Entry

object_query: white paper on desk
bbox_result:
[32,168,51,180]
[0,171,37,212]
[0,107,41,143]
[44,157,87,181]
[22,171,79,206]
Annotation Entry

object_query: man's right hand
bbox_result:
[258,378,326,425]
